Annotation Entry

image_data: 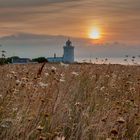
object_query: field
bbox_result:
[0,63,140,140]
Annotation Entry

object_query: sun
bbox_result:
[89,27,101,39]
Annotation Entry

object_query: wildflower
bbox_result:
[7,74,12,78]
[134,103,138,108]
[117,117,125,123]
[72,72,79,76]
[12,107,18,112]
[13,89,19,94]
[60,62,69,68]
[105,74,110,78]
[37,125,44,131]
[21,77,28,82]
[15,79,21,85]
[0,94,2,98]
[11,71,16,74]
[104,92,109,96]
[44,72,49,77]
[130,87,136,92]
[39,136,46,140]
[106,138,112,140]
[100,86,105,91]
[55,136,65,140]
[38,82,48,88]
[60,73,65,77]
[51,66,56,71]
[0,119,13,128]
[60,74,65,82]
[75,102,81,107]
[60,79,65,82]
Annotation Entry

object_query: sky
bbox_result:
[0,0,140,59]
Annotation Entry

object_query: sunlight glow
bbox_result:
[89,27,101,39]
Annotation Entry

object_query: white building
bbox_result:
[63,39,74,63]
[47,53,63,63]
[47,40,75,63]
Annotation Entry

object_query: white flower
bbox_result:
[21,77,28,82]
[51,66,56,71]
[55,136,65,140]
[60,62,69,67]
[7,74,12,78]
[72,72,79,76]
[75,102,81,106]
[44,73,49,77]
[13,107,18,111]
[117,117,125,123]
[60,73,65,82]
[16,80,21,84]
[13,89,19,93]
[11,71,16,74]
[0,119,13,128]
[105,74,110,78]
[37,125,44,131]
[106,138,112,140]
[100,86,105,91]
[38,82,48,88]
[60,79,65,82]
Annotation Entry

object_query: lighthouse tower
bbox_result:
[63,39,74,63]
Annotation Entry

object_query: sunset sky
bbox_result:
[0,0,140,43]
[0,0,140,59]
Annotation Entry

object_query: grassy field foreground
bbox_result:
[0,63,140,140]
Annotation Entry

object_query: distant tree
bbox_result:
[0,50,7,65]
[6,56,20,63]
[0,58,6,65]
[1,50,6,58]
[32,57,48,63]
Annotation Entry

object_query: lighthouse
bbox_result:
[63,39,74,63]
[47,39,75,63]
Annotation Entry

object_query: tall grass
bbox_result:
[0,63,140,140]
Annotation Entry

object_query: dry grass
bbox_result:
[0,63,140,140]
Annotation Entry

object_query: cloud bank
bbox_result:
[0,0,139,43]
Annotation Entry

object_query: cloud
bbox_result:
[0,0,140,43]
[0,0,81,9]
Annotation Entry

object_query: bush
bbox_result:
[0,58,7,65]
[6,56,20,63]
[32,57,48,63]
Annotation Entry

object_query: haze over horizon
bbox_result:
[0,0,140,59]
[0,33,139,61]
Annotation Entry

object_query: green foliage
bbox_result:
[7,56,20,63]
[0,58,7,65]
[32,57,48,63]
[0,56,20,65]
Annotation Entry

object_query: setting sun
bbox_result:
[89,27,101,39]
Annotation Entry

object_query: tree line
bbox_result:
[0,56,48,65]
